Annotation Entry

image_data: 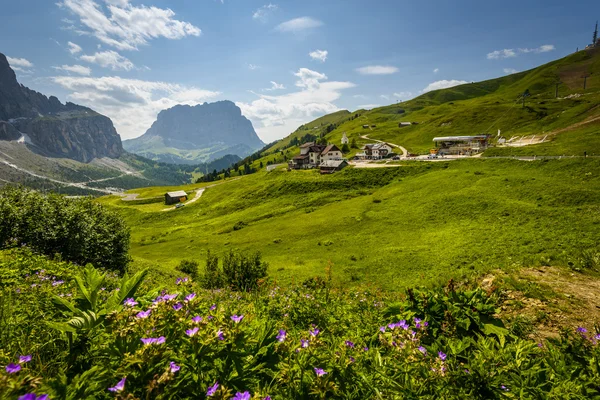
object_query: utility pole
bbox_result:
[582,74,590,90]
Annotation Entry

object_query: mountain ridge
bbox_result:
[0,52,123,162]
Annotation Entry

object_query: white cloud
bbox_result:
[51,75,220,139]
[237,67,355,142]
[487,49,517,60]
[252,4,278,22]
[357,104,381,110]
[356,65,398,75]
[6,56,34,68]
[275,17,323,33]
[353,94,368,99]
[503,68,518,75]
[433,68,439,74]
[265,81,285,91]
[67,41,82,54]
[248,63,260,70]
[57,0,201,51]
[309,49,328,62]
[53,64,92,76]
[393,91,413,100]
[422,79,469,93]
[380,94,390,100]
[488,44,555,60]
[519,44,555,54]
[80,50,134,71]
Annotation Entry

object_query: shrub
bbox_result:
[177,260,199,280]
[0,186,130,272]
[222,250,268,291]
[202,251,225,289]
[233,221,247,231]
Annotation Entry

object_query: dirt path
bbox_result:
[360,134,408,157]
[487,266,600,338]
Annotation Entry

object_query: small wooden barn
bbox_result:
[319,159,348,174]
[165,190,188,205]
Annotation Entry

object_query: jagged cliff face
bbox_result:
[0,52,123,162]
[123,101,264,164]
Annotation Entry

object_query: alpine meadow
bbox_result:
[1,2,600,399]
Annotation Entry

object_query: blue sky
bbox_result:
[1,0,598,142]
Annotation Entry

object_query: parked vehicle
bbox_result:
[176,203,185,208]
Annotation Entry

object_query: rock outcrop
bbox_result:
[123,101,264,164]
[0,52,123,162]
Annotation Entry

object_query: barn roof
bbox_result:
[321,144,341,154]
[166,191,187,197]
[320,159,347,168]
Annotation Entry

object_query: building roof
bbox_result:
[321,144,341,154]
[293,154,309,160]
[308,145,326,153]
[433,135,489,142]
[166,191,187,197]
[363,143,391,150]
[320,159,347,168]
[299,142,315,148]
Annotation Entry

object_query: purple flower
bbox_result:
[19,394,49,400]
[379,326,386,333]
[170,361,180,373]
[124,298,138,307]
[309,328,320,337]
[136,310,151,319]
[19,355,32,364]
[301,339,309,348]
[363,347,369,351]
[387,323,396,330]
[176,278,182,285]
[314,367,328,377]
[232,391,251,400]
[192,315,203,323]
[173,303,183,311]
[5,363,21,373]
[52,280,65,286]
[595,334,600,340]
[345,340,355,348]
[207,382,219,397]
[210,304,217,311]
[438,351,447,361]
[414,317,422,324]
[108,377,126,392]
[577,327,587,333]
[501,385,509,391]
[217,330,225,340]
[276,329,287,342]
[349,356,356,363]
[231,314,244,323]
[185,293,196,302]
[156,336,166,344]
[141,336,165,345]
[263,397,271,400]
[163,294,178,301]
[418,346,427,355]
[186,327,199,337]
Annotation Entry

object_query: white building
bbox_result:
[341,132,349,145]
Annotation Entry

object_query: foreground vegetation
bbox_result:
[1,249,599,399]
[98,158,600,289]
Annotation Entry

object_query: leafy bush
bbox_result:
[176,259,199,280]
[202,251,225,289]
[222,250,268,291]
[0,186,130,272]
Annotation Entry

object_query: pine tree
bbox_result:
[594,21,598,45]
[350,138,358,149]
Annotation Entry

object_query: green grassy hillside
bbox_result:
[98,158,600,290]
[249,48,600,166]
